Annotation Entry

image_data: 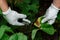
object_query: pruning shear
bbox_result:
[18,14,42,28]
[18,18,31,25]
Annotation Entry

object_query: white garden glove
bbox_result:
[2,7,31,26]
[41,4,60,25]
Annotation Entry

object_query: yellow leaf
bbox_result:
[34,17,42,28]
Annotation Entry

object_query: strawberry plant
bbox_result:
[0,0,60,40]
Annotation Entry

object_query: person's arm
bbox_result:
[0,0,9,12]
[41,0,60,25]
[53,0,60,8]
[0,0,31,26]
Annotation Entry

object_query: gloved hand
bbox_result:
[41,4,60,25]
[2,7,31,26]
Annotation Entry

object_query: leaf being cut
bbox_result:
[41,23,56,35]
[34,16,56,35]
[34,17,42,28]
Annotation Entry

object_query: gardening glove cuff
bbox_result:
[2,7,12,15]
[51,4,60,10]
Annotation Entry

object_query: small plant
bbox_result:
[0,0,60,40]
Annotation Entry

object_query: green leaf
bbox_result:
[23,0,31,3]
[5,26,14,33]
[1,25,13,33]
[59,36,60,40]
[0,25,13,39]
[0,9,2,14]
[1,34,9,40]
[0,25,6,39]
[57,13,60,20]
[9,34,18,40]
[17,33,27,40]
[32,0,39,5]
[32,29,39,40]
[29,4,38,13]
[9,33,27,40]
[40,23,56,35]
